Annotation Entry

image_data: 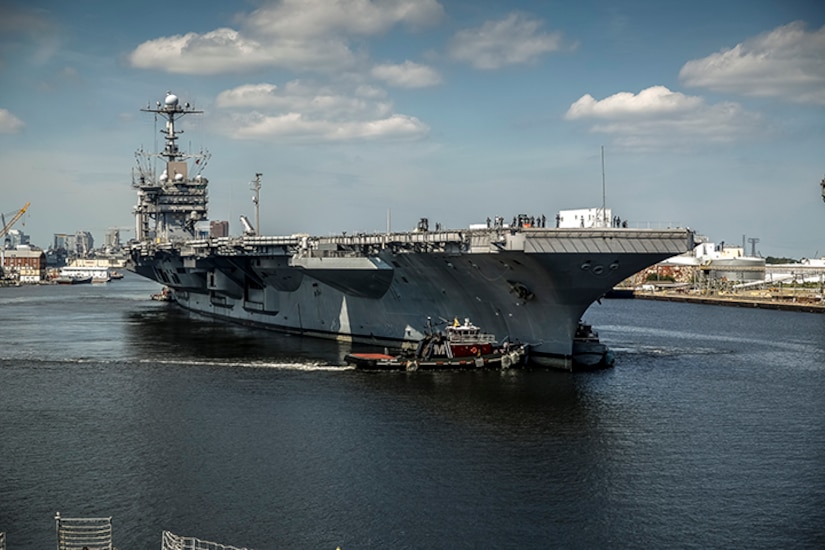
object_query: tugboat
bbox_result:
[345,318,528,371]
[572,322,615,369]
[151,287,175,302]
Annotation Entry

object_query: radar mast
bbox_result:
[132,92,210,243]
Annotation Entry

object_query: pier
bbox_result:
[632,290,825,314]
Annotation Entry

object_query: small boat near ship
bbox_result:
[345,318,528,371]
[151,287,175,302]
[572,322,614,369]
[56,265,111,284]
[54,275,92,285]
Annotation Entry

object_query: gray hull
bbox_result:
[130,227,694,369]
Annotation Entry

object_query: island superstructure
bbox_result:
[128,92,695,369]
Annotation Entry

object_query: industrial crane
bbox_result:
[1,202,30,239]
[1,202,31,278]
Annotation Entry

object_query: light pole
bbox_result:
[251,173,262,234]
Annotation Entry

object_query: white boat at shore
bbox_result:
[57,265,111,284]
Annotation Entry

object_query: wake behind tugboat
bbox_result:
[345,317,528,370]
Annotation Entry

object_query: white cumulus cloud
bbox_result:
[448,12,564,70]
[566,86,704,119]
[565,86,761,150]
[0,108,24,133]
[679,21,825,105]
[371,61,442,88]
[215,81,428,142]
[241,0,444,38]
[217,81,392,118]
[129,28,355,74]
[230,112,427,141]
[128,0,444,75]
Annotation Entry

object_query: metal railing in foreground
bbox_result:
[55,513,113,550]
[1,530,6,550]
[162,530,252,550]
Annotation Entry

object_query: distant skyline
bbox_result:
[1,0,824,258]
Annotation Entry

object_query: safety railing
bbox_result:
[55,513,113,550]
[162,530,252,550]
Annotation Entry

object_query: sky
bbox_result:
[1,0,824,259]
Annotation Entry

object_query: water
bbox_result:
[1,275,823,549]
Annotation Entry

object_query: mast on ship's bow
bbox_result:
[132,92,209,243]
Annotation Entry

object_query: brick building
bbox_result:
[2,247,47,282]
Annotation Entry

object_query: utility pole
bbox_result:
[601,146,607,227]
[250,173,262,235]
[820,174,824,203]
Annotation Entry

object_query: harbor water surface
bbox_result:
[1,275,823,549]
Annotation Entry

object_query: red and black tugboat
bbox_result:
[345,318,528,371]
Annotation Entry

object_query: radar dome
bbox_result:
[165,93,179,107]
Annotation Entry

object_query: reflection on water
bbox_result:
[1,275,824,549]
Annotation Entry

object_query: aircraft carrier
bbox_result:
[128,92,695,369]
